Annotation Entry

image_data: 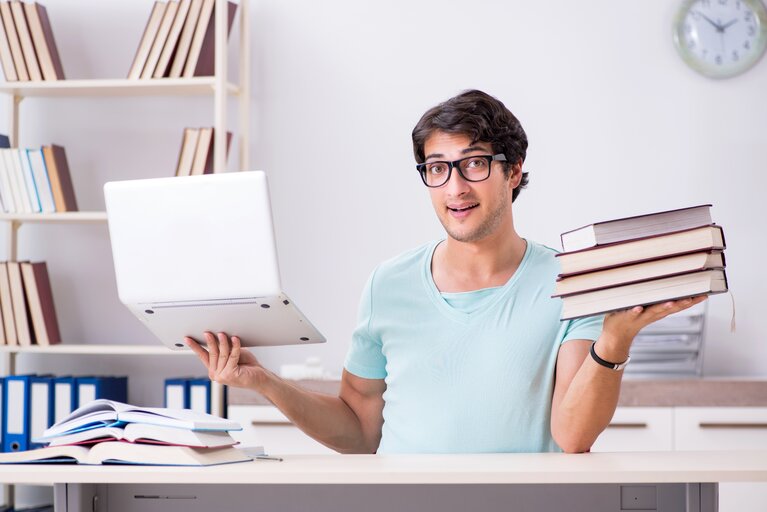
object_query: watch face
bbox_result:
[674,0,767,78]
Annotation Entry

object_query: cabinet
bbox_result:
[593,406,767,512]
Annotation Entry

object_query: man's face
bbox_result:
[423,131,519,244]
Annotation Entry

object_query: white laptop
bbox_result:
[103,171,326,350]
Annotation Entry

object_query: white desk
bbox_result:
[2,451,766,511]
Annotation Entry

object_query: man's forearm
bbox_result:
[552,333,630,453]
[253,369,374,454]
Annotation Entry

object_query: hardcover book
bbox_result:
[560,204,713,253]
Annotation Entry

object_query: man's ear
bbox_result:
[509,162,523,189]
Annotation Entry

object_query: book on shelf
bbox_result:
[175,126,201,176]
[46,422,238,448]
[0,4,17,81]
[555,225,725,276]
[127,0,167,80]
[560,204,713,253]
[168,0,203,78]
[42,144,78,212]
[141,0,179,79]
[23,1,65,80]
[42,399,242,439]
[9,0,42,81]
[13,147,41,212]
[0,262,16,345]
[560,269,728,320]
[6,260,32,346]
[176,127,231,176]
[0,441,253,466]
[553,251,725,297]
[183,0,237,78]
[0,147,31,213]
[0,1,28,80]
[153,0,192,78]
[26,147,56,213]
[20,261,60,346]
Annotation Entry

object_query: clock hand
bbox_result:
[697,11,725,32]
[721,18,739,31]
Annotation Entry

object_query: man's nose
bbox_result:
[444,165,470,195]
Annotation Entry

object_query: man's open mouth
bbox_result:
[448,203,479,212]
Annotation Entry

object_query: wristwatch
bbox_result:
[590,342,630,371]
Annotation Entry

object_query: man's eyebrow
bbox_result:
[425,145,491,161]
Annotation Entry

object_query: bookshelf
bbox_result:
[0,0,250,425]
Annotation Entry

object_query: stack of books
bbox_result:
[0,1,65,82]
[554,205,728,320]
[127,0,237,80]
[0,136,78,214]
[0,399,254,466]
[0,260,60,346]
[175,127,231,176]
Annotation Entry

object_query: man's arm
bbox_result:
[185,332,385,454]
[550,296,707,453]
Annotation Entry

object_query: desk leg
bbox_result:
[54,484,107,512]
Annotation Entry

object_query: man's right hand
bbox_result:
[184,332,268,390]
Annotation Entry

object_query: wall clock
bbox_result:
[673,0,767,78]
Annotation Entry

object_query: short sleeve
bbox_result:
[561,314,605,344]
[343,268,387,379]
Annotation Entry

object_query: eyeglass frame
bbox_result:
[415,154,508,188]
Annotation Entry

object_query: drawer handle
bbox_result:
[699,422,767,429]
[606,422,648,429]
[251,420,294,427]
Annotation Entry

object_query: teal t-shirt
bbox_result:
[344,239,604,454]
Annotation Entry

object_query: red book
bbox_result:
[21,261,60,346]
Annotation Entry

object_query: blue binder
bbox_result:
[0,377,4,450]
[53,376,78,424]
[3,375,32,452]
[164,377,190,409]
[75,376,128,408]
[29,375,54,449]
[188,378,211,414]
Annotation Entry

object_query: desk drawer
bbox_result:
[227,405,336,455]
[591,407,673,452]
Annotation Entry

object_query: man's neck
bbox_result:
[432,229,528,293]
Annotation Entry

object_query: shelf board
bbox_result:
[0,211,107,223]
[0,344,193,355]
[0,78,239,98]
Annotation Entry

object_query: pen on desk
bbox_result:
[255,455,284,461]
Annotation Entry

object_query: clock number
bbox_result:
[732,50,740,60]
[736,0,741,10]
[715,54,723,64]
[744,39,751,49]
[718,0,727,5]
[701,0,711,7]
[747,24,756,36]
[744,10,753,21]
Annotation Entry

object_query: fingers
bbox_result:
[184,336,210,367]
[205,332,219,377]
[227,336,242,371]
[217,332,232,373]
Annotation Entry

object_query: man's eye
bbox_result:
[427,164,447,175]
[466,158,486,169]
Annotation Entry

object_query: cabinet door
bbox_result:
[674,407,767,512]
[590,407,673,452]
[227,405,336,454]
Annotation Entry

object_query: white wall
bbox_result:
[1,0,765,405]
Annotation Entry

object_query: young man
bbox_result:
[185,90,705,454]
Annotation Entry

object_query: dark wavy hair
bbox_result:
[412,90,529,202]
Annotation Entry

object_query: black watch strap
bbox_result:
[589,342,630,371]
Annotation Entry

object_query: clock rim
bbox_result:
[673,0,767,79]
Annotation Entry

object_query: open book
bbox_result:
[45,422,238,448]
[42,399,241,439]
[0,441,254,466]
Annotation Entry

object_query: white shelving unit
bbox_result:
[0,0,250,421]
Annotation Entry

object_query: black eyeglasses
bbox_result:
[416,154,507,188]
